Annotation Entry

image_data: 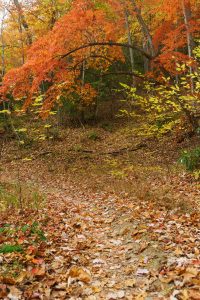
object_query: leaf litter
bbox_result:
[0,129,200,299]
[0,182,199,299]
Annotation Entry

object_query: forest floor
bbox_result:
[0,121,200,299]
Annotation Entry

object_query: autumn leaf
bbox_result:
[68,266,91,284]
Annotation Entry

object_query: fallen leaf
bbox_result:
[30,264,46,278]
[106,290,125,299]
[68,266,91,284]
[0,284,8,298]
[7,286,22,300]
[136,268,149,276]
[0,276,16,285]
[124,279,136,287]
[174,247,183,256]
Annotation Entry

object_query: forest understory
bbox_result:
[0,122,200,300]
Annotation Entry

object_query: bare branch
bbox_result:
[101,71,144,79]
[58,42,154,60]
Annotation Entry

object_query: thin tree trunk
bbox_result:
[124,10,135,85]
[182,0,194,92]
[131,0,155,57]
[49,0,57,29]
[182,0,194,59]
[13,0,32,46]
[0,9,6,78]
[143,40,149,72]
[79,61,86,126]
[17,13,25,64]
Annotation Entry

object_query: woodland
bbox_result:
[0,0,200,299]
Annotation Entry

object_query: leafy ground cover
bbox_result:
[0,123,200,299]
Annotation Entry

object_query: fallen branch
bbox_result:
[100,143,147,155]
[69,143,147,156]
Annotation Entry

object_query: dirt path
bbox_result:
[1,168,200,299]
[1,130,200,299]
[43,186,200,300]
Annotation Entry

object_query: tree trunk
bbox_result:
[182,0,194,93]
[124,10,135,85]
[13,0,32,46]
[0,9,6,78]
[131,0,155,57]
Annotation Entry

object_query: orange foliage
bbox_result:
[1,0,124,115]
[1,0,199,113]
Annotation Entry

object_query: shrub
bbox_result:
[0,182,45,211]
[88,131,100,141]
[179,148,200,171]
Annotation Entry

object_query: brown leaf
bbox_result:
[68,266,91,284]
[0,276,16,285]
[183,267,199,281]
[8,286,22,299]
[189,289,200,300]
[137,242,149,254]
[30,264,46,278]
[174,247,183,256]
[0,284,8,298]
[159,274,175,284]
[124,279,136,287]
[15,271,27,283]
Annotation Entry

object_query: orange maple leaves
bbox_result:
[1,0,123,115]
[1,0,199,114]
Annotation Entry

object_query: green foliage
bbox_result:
[119,58,200,136]
[110,169,126,179]
[30,221,47,241]
[0,222,47,258]
[0,244,23,254]
[0,222,46,241]
[0,182,45,211]
[72,144,84,152]
[101,122,113,132]
[179,148,200,171]
[193,42,200,59]
[105,158,128,179]
[43,125,62,141]
[59,97,78,119]
[192,170,200,180]
[88,131,100,141]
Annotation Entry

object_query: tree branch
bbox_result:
[101,71,144,79]
[58,42,153,60]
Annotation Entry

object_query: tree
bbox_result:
[0,0,199,122]
[1,0,125,117]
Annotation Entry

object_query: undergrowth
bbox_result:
[179,147,200,171]
[0,182,45,211]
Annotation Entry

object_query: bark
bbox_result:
[59,42,153,61]
[101,71,144,79]
[124,10,135,85]
[131,0,155,57]
[143,40,149,72]
[182,0,195,58]
[13,0,32,46]
[0,9,6,78]
[49,0,58,29]
[182,0,194,93]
